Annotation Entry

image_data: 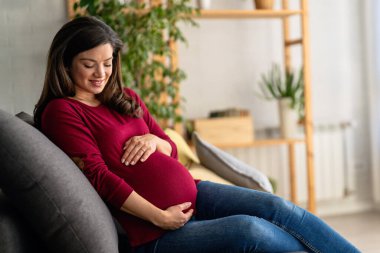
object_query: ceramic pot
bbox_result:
[278,98,299,138]
[197,0,212,9]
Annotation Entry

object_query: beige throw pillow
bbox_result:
[164,128,200,168]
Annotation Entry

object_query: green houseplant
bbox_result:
[258,64,304,138]
[258,64,304,119]
[73,0,197,127]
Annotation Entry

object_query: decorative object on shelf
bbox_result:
[258,64,304,138]
[196,0,211,9]
[72,0,198,128]
[209,107,250,118]
[254,0,274,10]
[192,115,255,146]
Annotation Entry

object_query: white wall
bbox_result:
[0,0,67,115]
[366,0,380,209]
[179,0,372,202]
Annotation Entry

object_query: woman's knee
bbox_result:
[238,215,276,240]
[266,195,308,229]
[222,215,270,251]
[223,215,307,253]
[266,195,298,214]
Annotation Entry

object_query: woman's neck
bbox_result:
[70,95,101,107]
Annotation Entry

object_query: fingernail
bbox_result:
[121,159,125,163]
[131,161,135,165]
[125,162,129,166]
[123,146,126,150]
[140,158,145,162]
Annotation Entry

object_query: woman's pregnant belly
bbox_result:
[110,151,197,210]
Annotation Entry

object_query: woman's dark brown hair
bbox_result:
[34,16,141,128]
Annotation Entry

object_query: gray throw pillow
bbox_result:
[192,132,273,193]
[0,109,119,253]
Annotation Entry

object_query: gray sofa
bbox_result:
[0,109,307,253]
[0,109,131,253]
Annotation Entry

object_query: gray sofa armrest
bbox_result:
[0,109,119,253]
[0,190,46,253]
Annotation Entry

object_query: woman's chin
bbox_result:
[91,85,106,94]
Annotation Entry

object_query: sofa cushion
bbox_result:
[164,128,200,168]
[0,109,119,253]
[192,132,273,193]
[188,164,234,186]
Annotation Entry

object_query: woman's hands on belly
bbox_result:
[155,202,194,230]
[121,133,172,166]
[121,191,194,230]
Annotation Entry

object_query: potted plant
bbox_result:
[258,64,304,138]
[73,0,198,128]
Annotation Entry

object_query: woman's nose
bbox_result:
[94,65,105,78]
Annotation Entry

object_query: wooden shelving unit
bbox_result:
[215,139,305,149]
[190,1,316,213]
[195,9,302,19]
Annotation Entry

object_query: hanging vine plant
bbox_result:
[72,0,197,127]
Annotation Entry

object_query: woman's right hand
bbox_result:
[120,191,193,231]
[153,202,194,230]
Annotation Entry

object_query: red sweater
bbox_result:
[41,88,198,247]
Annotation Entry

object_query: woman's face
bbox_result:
[70,43,114,99]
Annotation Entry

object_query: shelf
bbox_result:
[215,138,305,149]
[194,9,303,19]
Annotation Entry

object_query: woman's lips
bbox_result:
[90,80,104,87]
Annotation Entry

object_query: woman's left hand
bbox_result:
[121,134,158,166]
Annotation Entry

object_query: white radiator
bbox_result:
[224,122,356,203]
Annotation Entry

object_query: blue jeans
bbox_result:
[136,181,360,253]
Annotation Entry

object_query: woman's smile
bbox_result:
[90,79,105,88]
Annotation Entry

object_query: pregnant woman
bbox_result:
[34,16,359,253]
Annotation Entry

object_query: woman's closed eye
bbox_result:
[84,63,112,69]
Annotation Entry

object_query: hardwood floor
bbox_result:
[322,211,380,253]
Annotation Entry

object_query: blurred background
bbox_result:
[1,0,379,251]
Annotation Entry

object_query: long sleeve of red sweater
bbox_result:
[41,97,133,209]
